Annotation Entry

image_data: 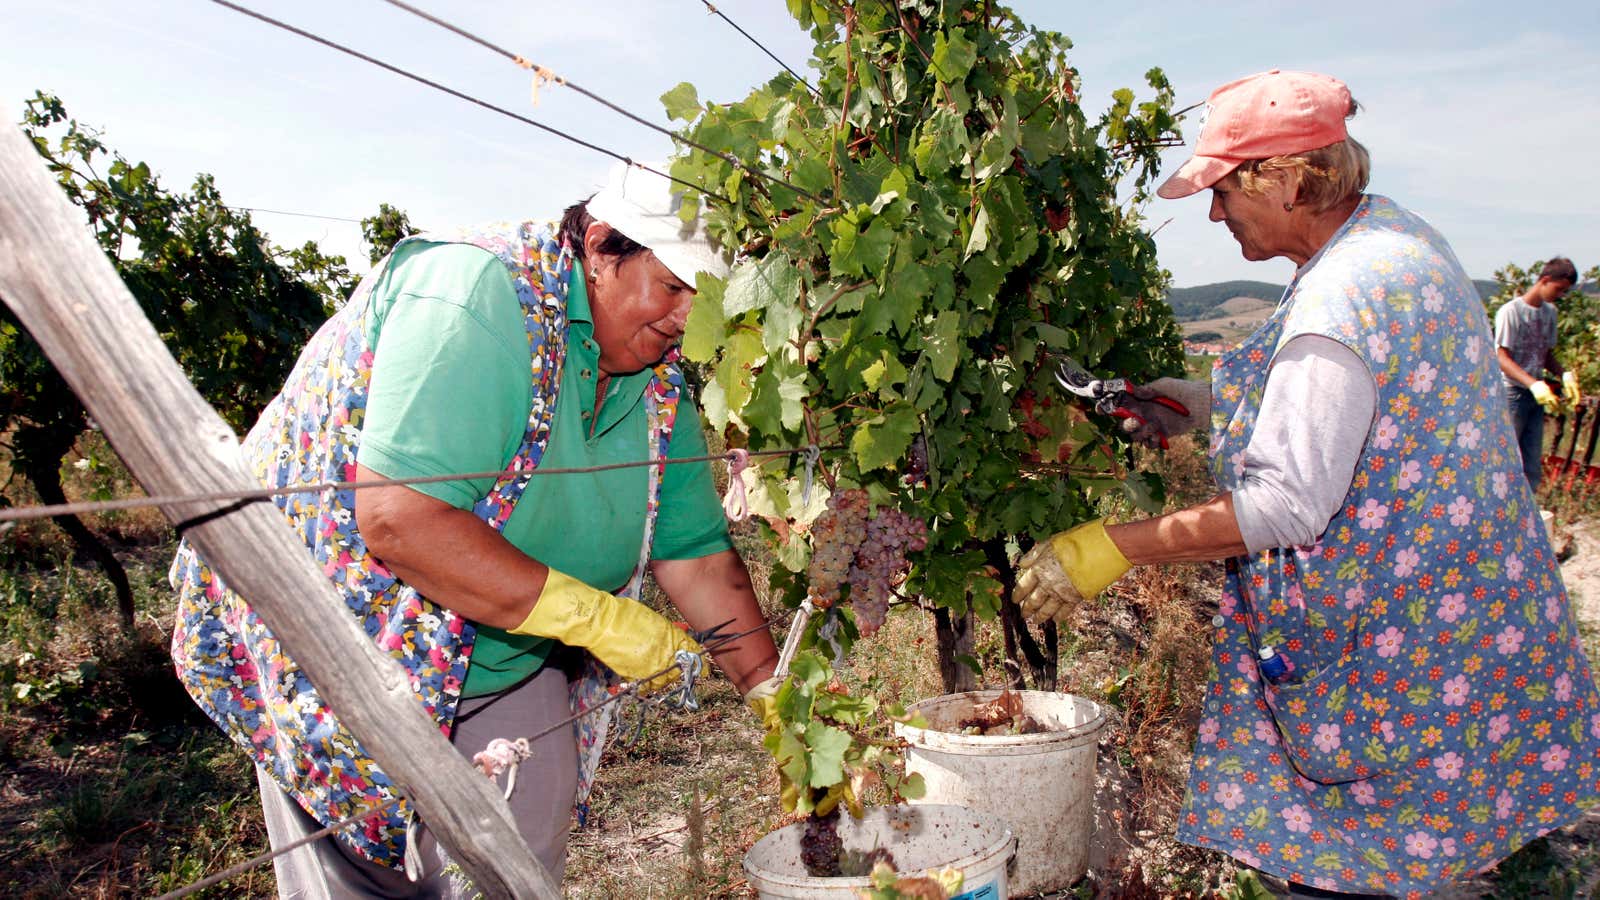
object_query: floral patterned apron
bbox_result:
[170,221,682,867]
[1175,196,1600,897]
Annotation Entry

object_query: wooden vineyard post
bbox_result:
[0,122,556,898]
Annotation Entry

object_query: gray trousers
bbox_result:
[258,665,578,899]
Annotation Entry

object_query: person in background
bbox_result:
[170,162,779,896]
[1014,70,1600,898]
[1495,257,1581,489]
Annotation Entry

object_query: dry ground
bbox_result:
[562,517,1600,899]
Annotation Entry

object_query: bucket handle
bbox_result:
[1005,834,1019,879]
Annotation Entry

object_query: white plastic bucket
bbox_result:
[896,690,1106,895]
[742,803,1014,899]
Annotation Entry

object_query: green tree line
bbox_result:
[0,92,417,623]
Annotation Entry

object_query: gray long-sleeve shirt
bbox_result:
[1230,333,1376,553]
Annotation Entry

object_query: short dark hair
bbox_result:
[1540,257,1579,284]
[559,198,647,265]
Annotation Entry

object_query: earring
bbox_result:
[1283,202,1294,212]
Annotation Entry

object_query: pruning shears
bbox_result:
[684,617,740,646]
[1054,356,1189,448]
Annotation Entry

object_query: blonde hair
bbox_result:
[1233,137,1371,212]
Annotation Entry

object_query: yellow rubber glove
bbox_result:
[1013,518,1131,625]
[1564,371,1583,406]
[510,568,702,693]
[744,676,784,730]
[1531,380,1561,415]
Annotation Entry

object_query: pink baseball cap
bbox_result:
[1157,70,1353,200]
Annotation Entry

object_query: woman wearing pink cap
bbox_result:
[169,163,779,895]
[1014,70,1600,896]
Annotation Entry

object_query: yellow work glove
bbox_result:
[744,676,784,731]
[1013,518,1131,625]
[1564,371,1583,406]
[510,568,702,693]
[1531,380,1561,415]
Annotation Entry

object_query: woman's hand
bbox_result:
[1113,377,1212,449]
[510,570,703,693]
[1013,519,1131,625]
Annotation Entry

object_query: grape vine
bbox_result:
[668,0,1184,836]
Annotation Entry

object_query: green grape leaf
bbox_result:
[762,292,804,354]
[964,204,990,257]
[930,28,976,82]
[725,251,799,317]
[851,404,920,473]
[924,310,962,382]
[660,82,702,122]
[913,107,967,175]
[804,722,852,787]
[681,275,728,362]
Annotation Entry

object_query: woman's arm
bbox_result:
[1108,493,1247,565]
[354,462,546,629]
[651,551,778,695]
[1111,336,1370,565]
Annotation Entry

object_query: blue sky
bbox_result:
[3,1,1595,287]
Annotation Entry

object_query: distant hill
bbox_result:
[1166,281,1284,321]
[1168,278,1502,322]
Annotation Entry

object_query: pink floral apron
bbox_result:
[1176,196,1600,897]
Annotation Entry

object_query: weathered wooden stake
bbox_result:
[0,122,555,898]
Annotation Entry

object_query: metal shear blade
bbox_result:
[1054,357,1125,415]
[688,617,739,645]
[1053,356,1098,394]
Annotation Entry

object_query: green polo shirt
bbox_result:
[357,240,732,697]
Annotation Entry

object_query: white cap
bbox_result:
[584,162,730,286]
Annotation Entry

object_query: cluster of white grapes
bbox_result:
[805,489,927,635]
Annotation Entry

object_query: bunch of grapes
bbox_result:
[805,490,927,636]
[799,807,844,877]
[904,434,929,487]
[806,490,870,609]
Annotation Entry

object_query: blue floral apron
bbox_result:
[170,221,683,867]
[1175,196,1600,897]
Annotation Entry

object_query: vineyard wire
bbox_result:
[148,619,774,900]
[204,0,728,204]
[695,0,821,98]
[0,445,841,524]
[374,0,822,204]
[226,205,366,224]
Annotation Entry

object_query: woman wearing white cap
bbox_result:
[169,162,779,895]
[1013,71,1600,896]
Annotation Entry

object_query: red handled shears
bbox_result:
[1054,356,1189,449]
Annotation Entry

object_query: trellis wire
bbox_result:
[0,445,838,524]
[227,205,366,224]
[374,0,822,203]
[695,0,820,98]
[204,0,728,204]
